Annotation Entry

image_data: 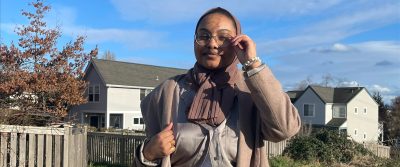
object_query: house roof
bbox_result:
[309,85,364,103]
[326,118,347,127]
[90,59,188,87]
[287,90,304,103]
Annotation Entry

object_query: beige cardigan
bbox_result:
[134,66,301,167]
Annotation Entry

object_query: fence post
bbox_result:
[120,137,127,164]
[28,134,36,167]
[19,133,27,167]
[1,133,9,167]
[63,126,71,167]
[83,126,88,167]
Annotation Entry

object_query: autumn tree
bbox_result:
[386,96,400,145]
[101,50,116,60]
[0,0,97,125]
[373,92,390,143]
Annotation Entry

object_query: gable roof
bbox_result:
[308,85,364,103]
[287,90,304,103]
[88,59,188,87]
[326,118,347,127]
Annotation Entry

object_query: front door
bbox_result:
[90,116,99,128]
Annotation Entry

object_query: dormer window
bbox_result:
[88,85,100,102]
[333,106,346,118]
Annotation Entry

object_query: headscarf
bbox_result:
[187,7,242,126]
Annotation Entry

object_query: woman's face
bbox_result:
[194,13,237,70]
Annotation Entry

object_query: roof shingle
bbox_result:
[310,85,364,103]
[91,59,188,87]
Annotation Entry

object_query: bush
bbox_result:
[284,129,371,165]
[270,156,322,167]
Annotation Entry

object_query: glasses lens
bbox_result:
[195,34,209,46]
[195,33,232,47]
[217,35,232,47]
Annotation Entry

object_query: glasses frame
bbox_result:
[194,33,233,48]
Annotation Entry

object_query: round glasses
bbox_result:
[195,33,233,47]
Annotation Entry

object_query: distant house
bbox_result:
[69,59,187,130]
[288,85,379,143]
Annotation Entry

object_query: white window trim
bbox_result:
[303,103,315,117]
[363,107,367,114]
[354,129,358,136]
[88,84,100,103]
[354,107,358,114]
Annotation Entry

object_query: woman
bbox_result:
[134,7,301,167]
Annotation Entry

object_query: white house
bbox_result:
[288,85,379,143]
[69,59,187,130]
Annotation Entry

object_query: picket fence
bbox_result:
[0,124,87,167]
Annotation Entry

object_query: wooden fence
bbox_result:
[87,132,288,166]
[87,132,146,166]
[266,140,289,158]
[363,143,391,158]
[0,124,87,167]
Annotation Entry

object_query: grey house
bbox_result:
[288,85,379,143]
[70,59,187,130]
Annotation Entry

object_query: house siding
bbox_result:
[294,88,326,125]
[106,87,145,130]
[346,89,379,143]
[325,103,333,124]
[69,65,107,122]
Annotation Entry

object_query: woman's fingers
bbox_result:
[231,35,250,48]
[231,34,258,65]
[144,122,176,160]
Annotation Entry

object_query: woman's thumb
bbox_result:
[162,122,173,131]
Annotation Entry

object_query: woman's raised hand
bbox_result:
[143,122,176,161]
[231,34,261,69]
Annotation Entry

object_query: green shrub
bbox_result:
[284,129,372,165]
[269,156,322,167]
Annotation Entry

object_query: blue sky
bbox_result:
[1,0,400,103]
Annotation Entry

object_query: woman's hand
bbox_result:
[231,34,262,70]
[143,122,176,161]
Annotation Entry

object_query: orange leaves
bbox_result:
[1,0,98,121]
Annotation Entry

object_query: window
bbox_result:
[333,106,346,118]
[140,89,153,101]
[354,129,358,136]
[364,133,367,139]
[303,104,315,117]
[364,107,367,114]
[339,128,347,135]
[110,114,123,129]
[133,117,144,125]
[88,85,100,102]
[354,107,358,114]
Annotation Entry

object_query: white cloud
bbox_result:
[258,1,400,55]
[338,81,360,87]
[332,43,350,52]
[369,85,391,93]
[310,43,354,53]
[270,40,400,100]
[109,0,343,24]
[0,23,17,34]
[62,26,166,49]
